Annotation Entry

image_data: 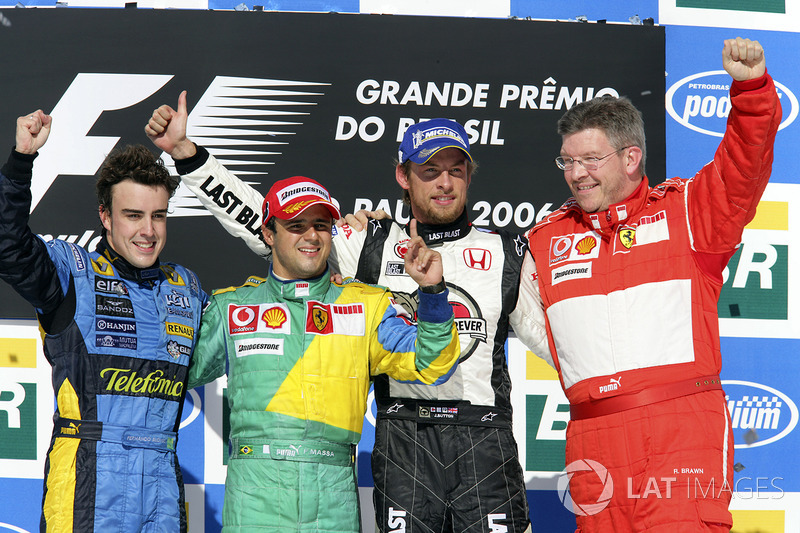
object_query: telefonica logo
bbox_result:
[724,380,798,448]
[666,71,797,137]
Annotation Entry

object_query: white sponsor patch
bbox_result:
[228,303,291,335]
[549,231,602,265]
[551,261,593,286]
[634,210,670,246]
[233,337,284,358]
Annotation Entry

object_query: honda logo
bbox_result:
[463,248,491,270]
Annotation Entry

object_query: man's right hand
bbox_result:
[145,90,197,160]
[336,209,391,231]
[15,110,52,155]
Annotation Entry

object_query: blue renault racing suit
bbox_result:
[0,149,207,532]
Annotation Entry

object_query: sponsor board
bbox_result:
[718,184,800,339]
[660,1,800,32]
[508,336,568,489]
[0,322,55,479]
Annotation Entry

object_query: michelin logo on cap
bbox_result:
[399,118,473,164]
[412,126,467,149]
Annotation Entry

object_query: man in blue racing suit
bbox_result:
[0,109,207,532]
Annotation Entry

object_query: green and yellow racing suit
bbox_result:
[189,268,459,532]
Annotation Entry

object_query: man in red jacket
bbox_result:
[523,37,780,532]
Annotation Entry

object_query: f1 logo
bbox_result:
[463,248,491,271]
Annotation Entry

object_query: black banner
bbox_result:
[0,10,665,317]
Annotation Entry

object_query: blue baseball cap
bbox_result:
[398,119,473,164]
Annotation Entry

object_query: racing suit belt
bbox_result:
[569,375,723,420]
[229,437,355,466]
[54,417,177,451]
[377,399,512,428]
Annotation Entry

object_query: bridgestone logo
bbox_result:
[554,267,589,280]
[551,261,593,286]
[280,184,329,202]
[238,342,280,352]
[234,337,284,357]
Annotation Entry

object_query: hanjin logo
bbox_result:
[463,248,491,271]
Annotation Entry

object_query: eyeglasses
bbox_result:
[555,146,631,171]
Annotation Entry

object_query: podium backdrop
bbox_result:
[1,4,799,532]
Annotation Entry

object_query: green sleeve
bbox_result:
[188,295,228,389]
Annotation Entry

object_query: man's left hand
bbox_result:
[404,219,444,288]
[723,37,766,82]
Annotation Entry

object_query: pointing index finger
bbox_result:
[409,219,418,240]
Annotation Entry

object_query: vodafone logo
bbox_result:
[552,237,572,256]
[557,459,613,516]
[666,70,797,137]
[229,305,258,334]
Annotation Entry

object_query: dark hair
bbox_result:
[96,145,179,211]
[261,216,277,249]
[557,95,646,176]
[395,157,478,206]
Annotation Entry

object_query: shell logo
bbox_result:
[575,236,597,255]
[666,70,797,137]
[262,307,288,328]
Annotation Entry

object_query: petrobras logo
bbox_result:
[666,70,798,137]
[724,380,798,449]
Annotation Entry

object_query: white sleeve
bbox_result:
[180,152,271,259]
[509,251,554,368]
[331,222,369,279]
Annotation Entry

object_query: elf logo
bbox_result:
[666,71,797,137]
[724,380,798,449]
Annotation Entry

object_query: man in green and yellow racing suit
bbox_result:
[188,175,459,532]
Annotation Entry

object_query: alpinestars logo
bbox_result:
[29,73,329,214]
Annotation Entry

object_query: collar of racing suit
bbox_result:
[266,265,330,300]
[579,176,650,236]
[411,209,471,246]
[95,236,162,283]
